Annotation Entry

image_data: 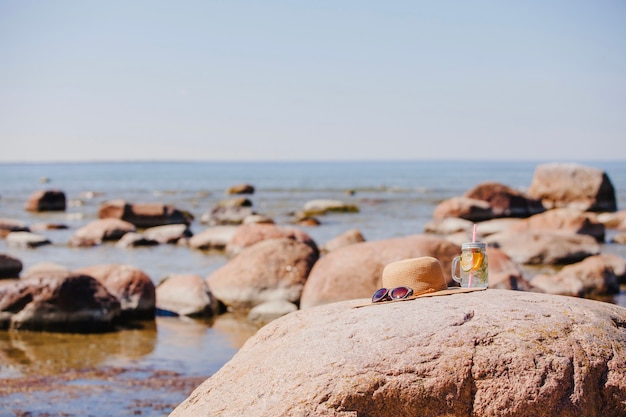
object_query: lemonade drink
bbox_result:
[451,242,488,288]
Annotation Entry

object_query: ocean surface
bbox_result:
[1,160,626,416]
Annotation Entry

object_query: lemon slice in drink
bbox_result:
[460,251,484,271]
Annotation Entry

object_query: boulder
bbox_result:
[6,231,51,248]
[0,253,22,279]
[225,223,318,257]
[226,183,255,195]
[206,238,319,311]
[0,218,29,238]
[0,274,121,332]
[21,262,70,280]
[531,254,626,297]
[484,231,601,265]
[98,199,191,228]
[171,290,626,417]
[189,226,238,251]
[74,264,155,320]
[320,228,366,253]
[485,246,534,291]
[143,224,192,244]
[464,181,545,218]
[24,190,66,212]
[115,232,159,248]
[508,208,606,242]
[247,300,298,325]
[200,205,255,226]
[156,274,219,317]
[527,163,617,212]
[424,217,475,235]
[300,234,460,309]
[302,199,359,215]
[432,197,493,222]
[69,218,136,247]
[596,210,626,229]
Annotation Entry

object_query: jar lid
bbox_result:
[461,242,486,250]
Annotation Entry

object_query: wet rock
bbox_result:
[98,199,191,228]
[225,223,318,257]
[531,254,626,297]
[69,218,136,247]
[115,232,159,248]
[320,228,366,253]
[0,253,22,279]
[0,218,30,238]
[6,231,51,248]
[207,238,319,311]
[527,163,617,212]
[171,290,626,417]
[0,274,121,332]
[143,224,192,244]
[74,264,155,320]
[302,199,359,215]
[508,208,606,242]
[156,274,219,317]
[226,183,255,195]
[300,234,459,309]
[464,181,545,218]
[242,214,275,225]
[484,231,601,265]
[188,226,238,251]
[24,190,66,212]
[201,205,255,226]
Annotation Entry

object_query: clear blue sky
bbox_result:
[1,0,625,162]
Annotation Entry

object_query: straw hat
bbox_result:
[354,256,484,308]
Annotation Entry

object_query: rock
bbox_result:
[156,274,219,317]
[21,262,70,280]
[0,274,121,332]
[226,183,255,195]
[300,234,460,309]
[215,197,253,208]
[321,228,366,253]
[225,223,318,257]
[474,218,524,237]
[30,222,69,231]
[200,205,255,226]
[485,231,601,265]
[6,231,51,248]
[24,190,66,212]
[143,224,192,244]
[0,218,29,238]
[74,264,155,320]
[171,290,626,417]
[242,214,275,225]
[432,196,493,222]
[98,199,191,228]
[69,218,136,247]
[115,232,159,248]
[485,247,534,291]
[302,199,359,215]
[464,181,545,218]
[527,163,617,212]
[247,300,298,325]
[612,233,626,244]
[188,226,238,251]
[206,238,319,311]
[424,217,475,235]
[508,208,606,242]
[597,210,626,231]
[531,254,626,297]
[0,253,22,278]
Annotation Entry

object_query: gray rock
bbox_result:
[6,231,51,248]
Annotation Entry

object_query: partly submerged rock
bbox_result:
[171,289,626,417]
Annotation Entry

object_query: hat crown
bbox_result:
[381,257,447,294]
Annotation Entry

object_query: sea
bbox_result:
[1,160,625,416]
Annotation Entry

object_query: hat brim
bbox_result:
[352,286,487,308]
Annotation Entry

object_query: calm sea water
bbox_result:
[1,160,625,415]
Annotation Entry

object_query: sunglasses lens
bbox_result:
[389,286,412,299]
[372,288,388,303]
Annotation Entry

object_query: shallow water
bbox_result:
[1,160,625,415]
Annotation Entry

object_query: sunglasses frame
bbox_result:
[371,286,414,303]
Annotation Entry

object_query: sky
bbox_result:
[0,0,625,162]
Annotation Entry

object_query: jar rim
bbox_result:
[461,242,486,250]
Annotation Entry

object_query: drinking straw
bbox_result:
[468,223,476,287]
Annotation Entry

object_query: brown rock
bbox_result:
[200,205,255,226]
[98,199,191,228]
[171,290,626,417]
[225,223,318,257]
[69,218,136,247]
[485,246,534,291]
[24,190,66,212]
[0,218,29,238]
[0,274,121,332]
[226,183,255,195]
[485,231,601,265]
[527,163,617,212]
[21,262,70,280]
[432,196,493,222]
[321,228,366,253]
[302,199,359,215]
[206,238,319,311]
[531,254,626,297]
[508,208,606,242]
[143,224,192,244]
[156,274,219,317]
[464,181,545,218]
[188,226,238,251]
[300,234,459,309]
[74,264,155,320]
[0,253,22,279]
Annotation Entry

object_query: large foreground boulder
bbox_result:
[171,290,626,417]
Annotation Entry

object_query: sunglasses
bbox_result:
[371,286,414,303]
